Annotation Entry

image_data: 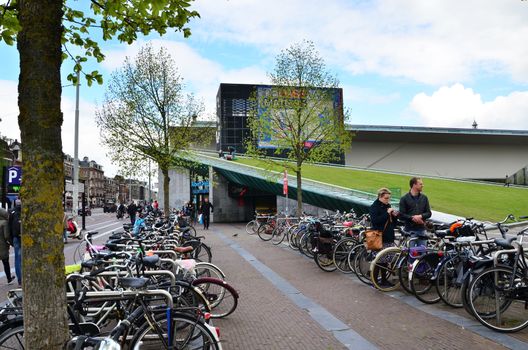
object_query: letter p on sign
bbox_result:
[7,166,21,186]
[8,170,17,183]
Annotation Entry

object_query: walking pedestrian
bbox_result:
[369,188,399,287]
[0,208,14,284]
[399,177,432,247]
[127,201,137,225]
[201,197,214,230]
[8,199,22,286]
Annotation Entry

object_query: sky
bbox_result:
[1,0,527,177]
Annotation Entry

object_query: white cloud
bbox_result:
[0,80,20,140]
[342,84,400,105]
[0,79,120,177]
[410,83,528,129]
[102,39,268,116]
[193,0,528,85]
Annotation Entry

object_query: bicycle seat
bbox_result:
[494,236,516,249]
[86,231,98,237]
[141,255,160,268]
[104,241,120,251]
[434,229,450,238]
[80,259,104,269]
[118,277,149,289]
[175,246,193,253]
[470,256,493,269]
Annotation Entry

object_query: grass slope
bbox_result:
[235,158,527,222]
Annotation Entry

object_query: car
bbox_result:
[103,203,117,213]
[78,207,92,216]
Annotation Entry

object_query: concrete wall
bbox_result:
[276,196,336,217]
[157,167,191,211]
[345,141,528,180]
[210,167,253,222]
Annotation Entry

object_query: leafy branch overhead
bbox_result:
[95,44,212,214]
[245,40,351,216]
[0,0,200,85]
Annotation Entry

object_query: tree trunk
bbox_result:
[296,164,303,217]
[17,0,69,348]
[162,167,170,217]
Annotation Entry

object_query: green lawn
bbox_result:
[235,158,528,222]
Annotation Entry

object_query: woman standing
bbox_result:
[0,208,14,284]
[369,188,399,287]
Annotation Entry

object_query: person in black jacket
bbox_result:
[369,188,399,287]
[201,197,214,230]
[8,199,22,286]
[399,177,432,247]
[127,201,137,225]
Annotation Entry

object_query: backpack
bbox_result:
[9,209,21,239]
[67,220,76,233]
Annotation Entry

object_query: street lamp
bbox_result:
[72,67,81,216]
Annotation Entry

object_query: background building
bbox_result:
[79,156,105,207]
[104,176,119,204]
[345,125,528,183]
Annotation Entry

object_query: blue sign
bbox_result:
[192,189,209,194]
[7,166,22,186]
[6,195,18,203]
[191,181,209,188]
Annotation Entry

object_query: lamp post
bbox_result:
[72,68,80,216]
[148,159,151,202]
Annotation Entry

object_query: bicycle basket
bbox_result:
[450,222,474,237]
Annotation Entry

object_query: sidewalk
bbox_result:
[202,223,522,350]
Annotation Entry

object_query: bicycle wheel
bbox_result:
[370,247,401,292]
[271,226,286,245]
[257,223,274,241]
[299,232,315,258]
[333,238,357,274]
[245,220,257,235]
[314,250,337,272]
[0,324,24,349]
[353,247,373,286]
[129,311,221,349]
[192,277,239,318]
[194,262,226,281]
[410,253,441,304]
[468,266,528,333]
[397,255,413,294]
[73,240,88,263]
[288,226,302,251]
[436,255,464,308]
[183,241,212,263]
[347,244,364,273]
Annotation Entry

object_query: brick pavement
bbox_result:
[203,226,347,350]
[202,223,519,350]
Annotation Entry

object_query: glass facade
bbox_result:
[216,84,254,153]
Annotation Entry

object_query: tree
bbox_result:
[0,1,199,348]
[246,40,351,217]
[96,44,212,216]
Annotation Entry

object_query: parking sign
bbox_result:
[7,166,22,186]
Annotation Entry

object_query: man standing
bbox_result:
[201,197,214,230]
[0,208,13,284]
[8,199,22,286]
[399,177,432,247]
[127,201,137,225]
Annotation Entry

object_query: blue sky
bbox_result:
[1,0,527,176]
